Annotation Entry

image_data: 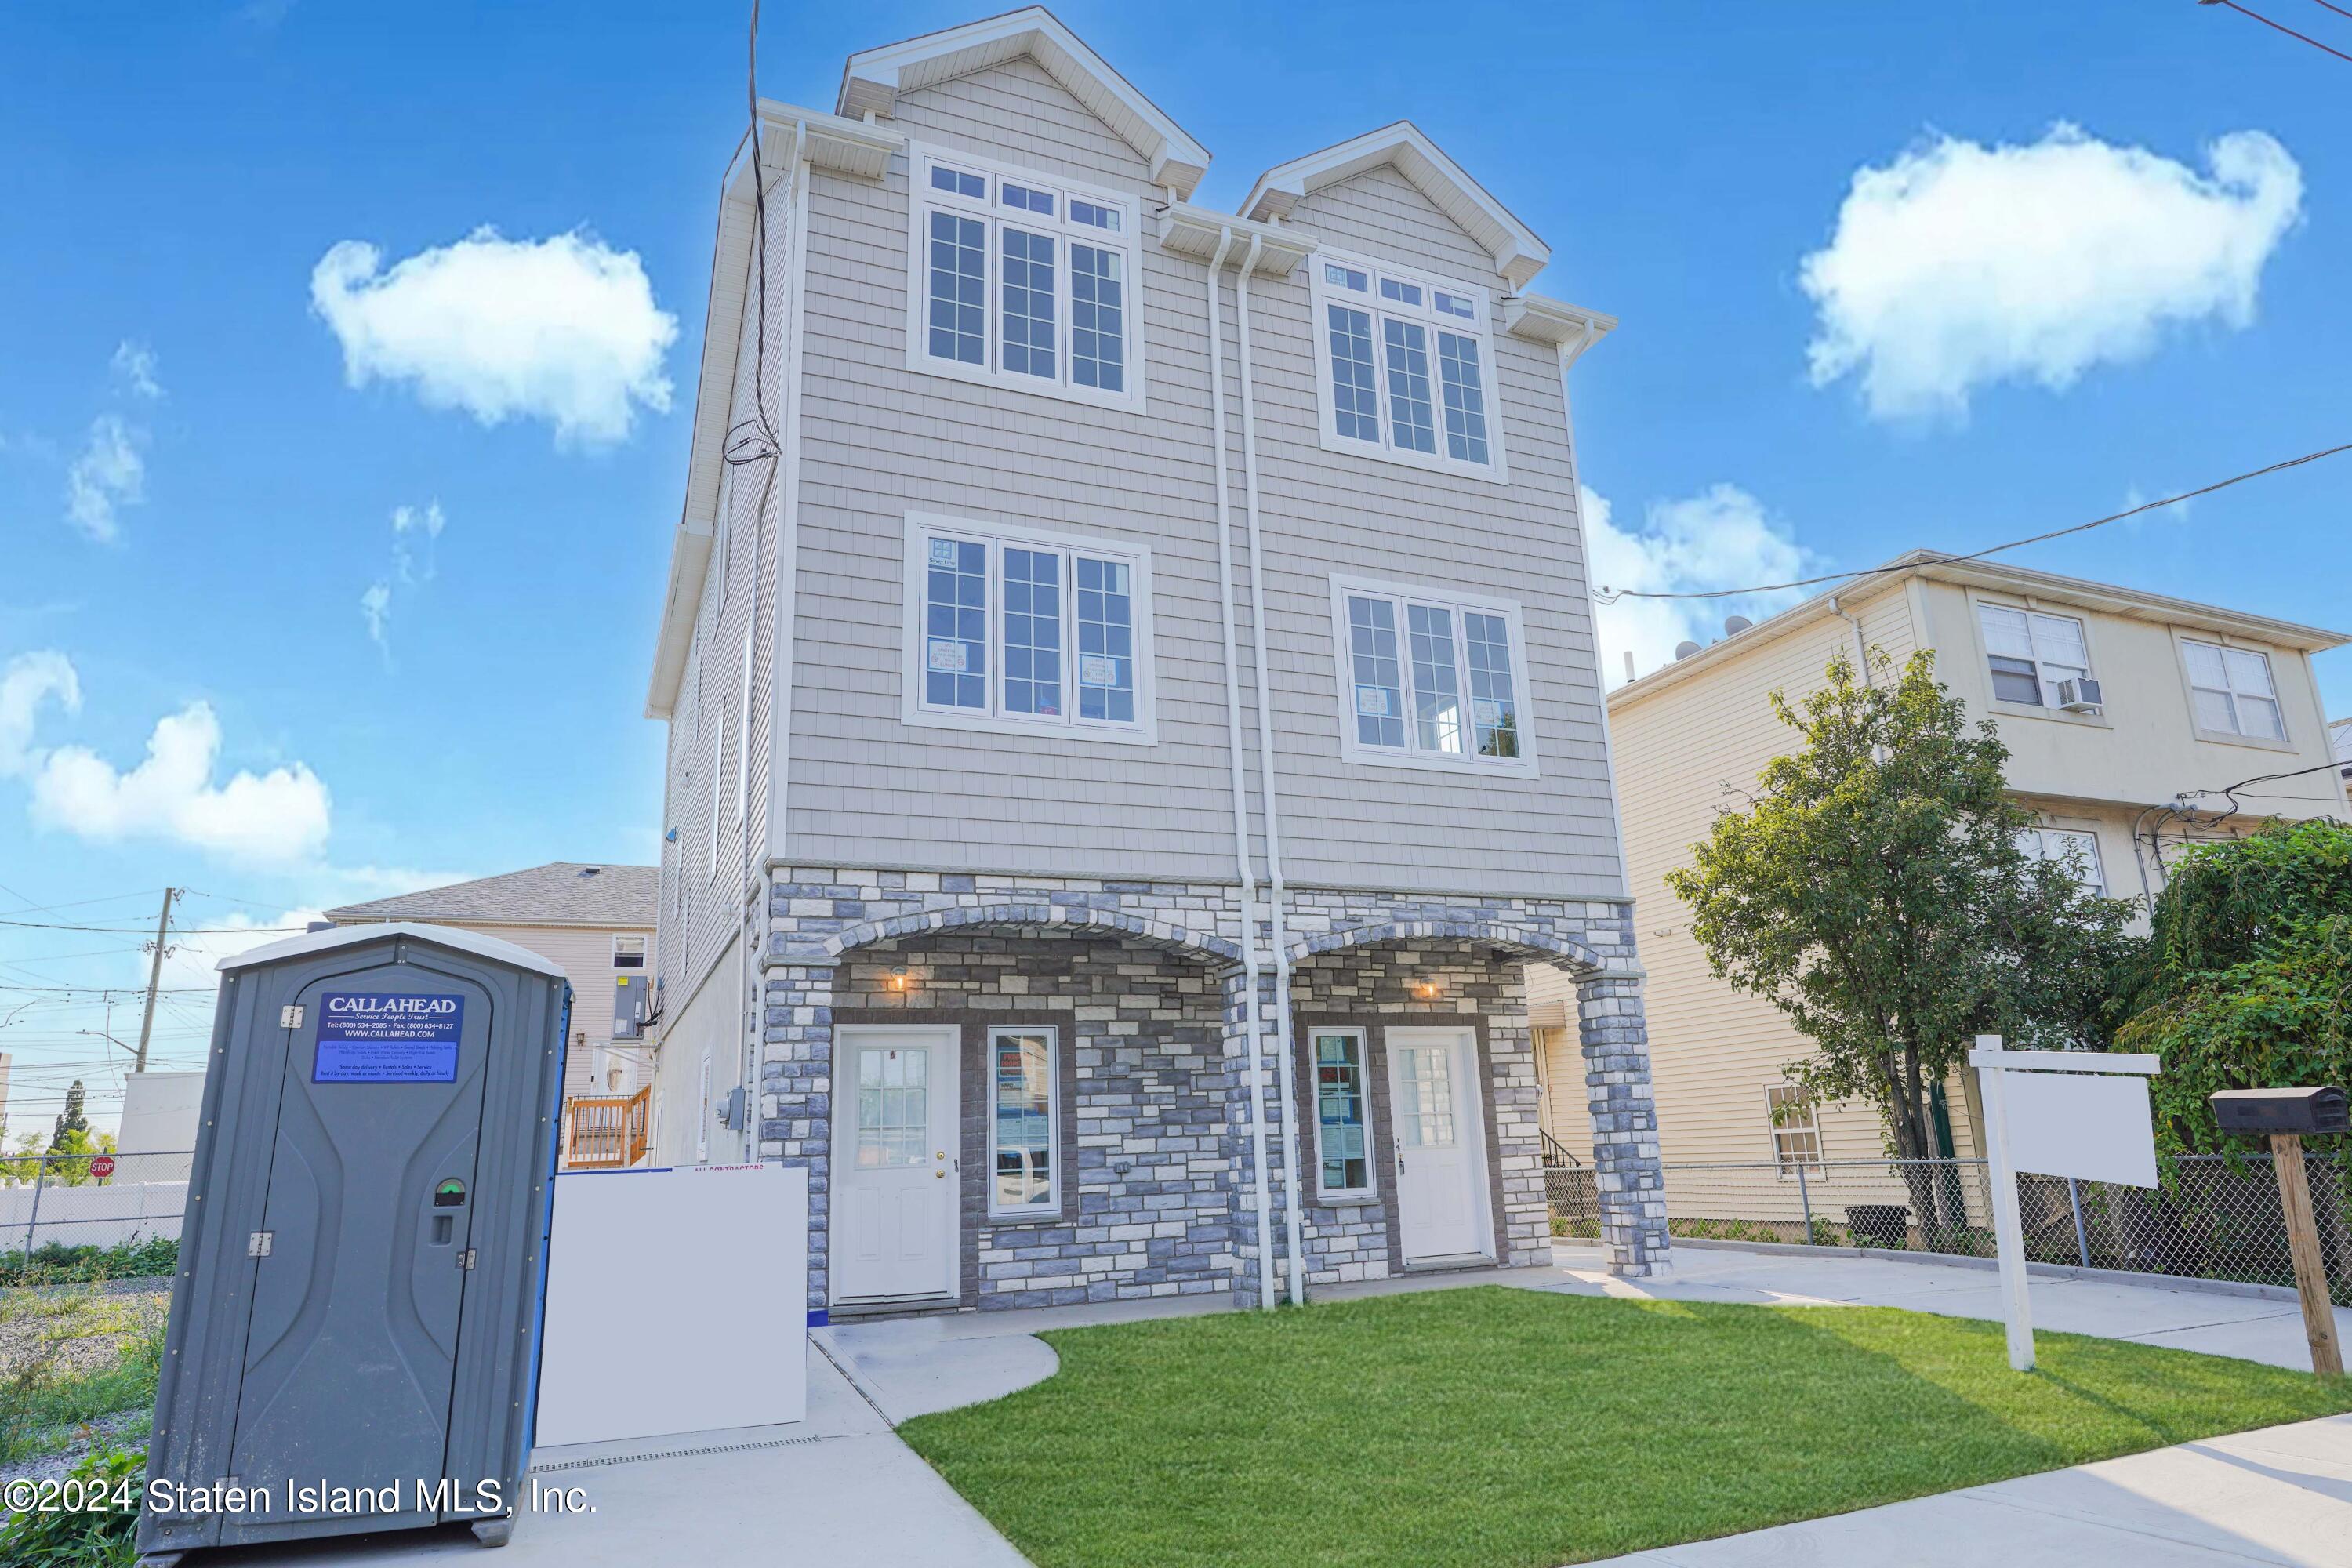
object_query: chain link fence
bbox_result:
[0,1152,194,1265]
[1544,1153,2352,1305]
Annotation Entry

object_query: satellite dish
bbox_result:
[1674,641,1701,660]
[1723,615,1754,637]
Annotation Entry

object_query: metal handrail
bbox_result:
[1539,1129,1582,1169]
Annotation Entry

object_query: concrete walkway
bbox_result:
[186,1243,2352,1566]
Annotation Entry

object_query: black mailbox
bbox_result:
[2210,1086,2350,1137]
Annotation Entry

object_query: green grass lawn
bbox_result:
[898,1286,2352,1568]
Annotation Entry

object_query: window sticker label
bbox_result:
[313,993,463,1083]
[927,537,959,568]
[1355,684,1392,717]
[1080,654,1120,687]
[1473,699,1504,727]
[927,639,968,672]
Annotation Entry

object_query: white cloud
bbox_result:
[359,582,394,659]
[310,229,677,445]
[1,651,80,774]
[360,500,448,664]
[1802,125,2303,420]
[111,340,162,400]
[64,414,144,543]
[1583,485,1813,687]
[1,652,332,864]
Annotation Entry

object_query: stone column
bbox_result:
[760,956,837,1315]
[1218,963,1280,1308]
[1577,972,1670,1277]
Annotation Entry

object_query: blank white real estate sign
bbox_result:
[2004,1069,2159,1188]
[535,1163,808,1447]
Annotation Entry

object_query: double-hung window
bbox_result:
[2181,638,2286,741]
[1977,603,2094,709]
[1312,1030,1373,1197]
[1330,577,1535,775]
[2017,826,2107,895]
[910,147,1141,409]
[1764,1085,1823,1175]
[904,514,1156,743]
[988,1026,1058,1217]
[1312,253,1504,481]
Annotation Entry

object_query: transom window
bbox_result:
[988,1027,1058,1216]
[2017,826,2106,895]
[1330,578,1535,774]
[904,515,1156,744]
[1764,1085,1822,1176]
[2181,639,2285,741]
[1312,253,1503,481]
[1977,604,2093,709]
[911,148,1140,408]
[1312,1030,1371,1196]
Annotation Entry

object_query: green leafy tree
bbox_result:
[2117,819,2352,1156]
[1665,648,2136,1227]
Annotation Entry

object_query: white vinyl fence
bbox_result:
[2,1151,194,1257]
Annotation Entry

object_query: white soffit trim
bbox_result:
[1158,203,1316,278]
[837,7,1210,198]
[1501,293,1618,347]
[1240,121,1550,290]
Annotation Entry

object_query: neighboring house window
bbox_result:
[909,148,1141,408]
[2018,826,2107,895]
[2182,639,2286,741]
[1330,577,1535,773]
[1765,1085,1822,1174]
[1313,1030,1372,1196]
[612,935,647,970]
[988,1026,1057,1216]
[1977,604,2092,708]
[902,514,1156,744]
[1312,252,1504,481]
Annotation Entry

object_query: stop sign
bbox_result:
[89,1154,116,1179]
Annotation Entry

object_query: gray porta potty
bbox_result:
[137,922,568,1564]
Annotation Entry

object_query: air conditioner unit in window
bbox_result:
[2056,677,2103,713]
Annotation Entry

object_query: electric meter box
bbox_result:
[140,923,568,1561]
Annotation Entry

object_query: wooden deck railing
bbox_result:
[567,1087,651,1170]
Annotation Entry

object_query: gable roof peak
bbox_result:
[1241,120,1550,290]
[837,6,1210,198]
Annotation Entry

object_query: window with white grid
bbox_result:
[1765,1085,1823,1175]
[1330,576,1534,775]
[908,147,1140,410]
[2017,826,2107,895]
[1977,603,2094,709]
[2181,638,2286,741]
[1312,252,1504,481]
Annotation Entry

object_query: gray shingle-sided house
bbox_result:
[644,7,1668,1322]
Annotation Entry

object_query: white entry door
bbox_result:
[1386,1027,1493,1261]
[833,1026,959,1302]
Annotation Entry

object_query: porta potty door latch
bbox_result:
[456,1249,477,1271]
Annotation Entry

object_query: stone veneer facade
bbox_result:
[758,866,1669,1316]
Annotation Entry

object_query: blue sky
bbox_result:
[1,1,2346,1129]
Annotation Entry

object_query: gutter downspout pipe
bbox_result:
[1203,228,1279,1311]
[1233,237,1308,1307]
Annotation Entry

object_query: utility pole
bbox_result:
[132,887,176,1074]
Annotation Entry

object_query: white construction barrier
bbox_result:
[533,1163,808,1447]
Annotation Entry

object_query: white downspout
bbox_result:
[1232,238,1308,1306]
[1203,229,1278,1311]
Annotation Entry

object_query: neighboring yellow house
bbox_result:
[327,862,659,1168]
[1532,552,2349,1191]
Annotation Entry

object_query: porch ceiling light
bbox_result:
[1412,978,1443,1000]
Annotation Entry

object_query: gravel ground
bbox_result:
[0,1276,169,1487]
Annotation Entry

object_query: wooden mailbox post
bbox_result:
[2211,1086,2349,1380]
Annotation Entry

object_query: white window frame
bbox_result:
[1973,599,2099,713]
[902,142,1145,412]
[706,687,725,883]
[735,631,753,851]
[1764,1084,1823,1177]
[1309,247,1508,485]
[1310,1028,1376,1200]
[612,934,647,969]
[2177,634,2291,747]
[900,512,1159,746]
[2017,826,2107,896]
[985,1025,1060,1219]
[1327,574,1539,777]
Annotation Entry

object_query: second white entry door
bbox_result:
[833,1026,959,1303]
[1385,1027,1493,1261]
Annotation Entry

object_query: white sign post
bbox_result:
[1970,1035,2161,1371]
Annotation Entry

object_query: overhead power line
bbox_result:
[0,916,308,935]
[1592,440,2352,604]
[2199,0,2352,62]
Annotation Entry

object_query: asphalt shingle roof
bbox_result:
[325,862,657,928]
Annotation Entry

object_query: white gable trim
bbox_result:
[837,7,1210,198]
[1241,122,1550,290]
